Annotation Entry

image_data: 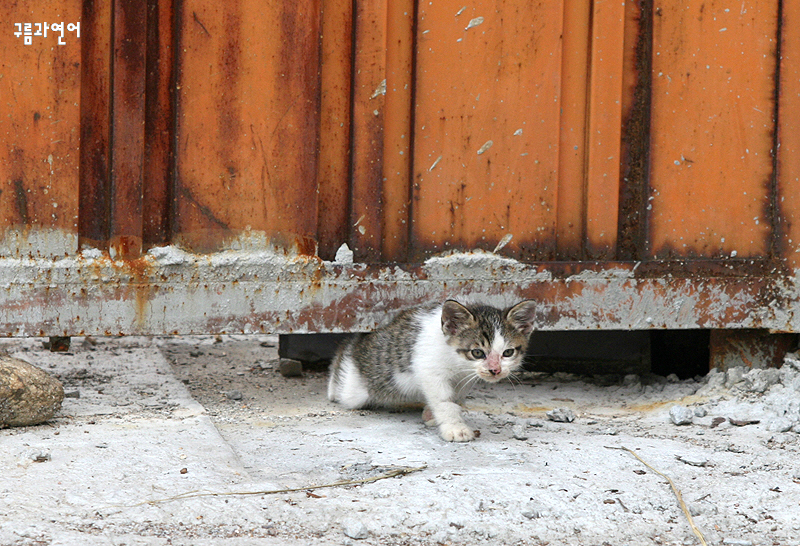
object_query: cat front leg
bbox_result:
[424,400,475,442]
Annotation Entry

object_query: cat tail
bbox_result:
[327,335,370,408]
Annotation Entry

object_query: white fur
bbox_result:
[410,306,476,441]
[328,352,370,409]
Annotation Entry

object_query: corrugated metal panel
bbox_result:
[1,0,82,258]
[649,0,777,259]
[1,0,799,338]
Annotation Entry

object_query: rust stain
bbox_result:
[617,0,653,261]
[12,179,28,225]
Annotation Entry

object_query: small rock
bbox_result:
[0,355,64,428]
[743,368,781,393]
[724,366,747,388]
[666,373,680,383]
[63,390,81,399]
[622,374,640,387]
[28,450,51,463]
[342,518,369,540]
[767,417,794,433]
[521,503,544,519]
[279,359,303,378]
[546,408,575,423]
[693,406,707,417]
[722,539,753,546]
[669,405,694,426]
[689,501,718,516]
[226,390,243,401]
[729,417,760,427]
[710,416,727,428]
[512,425,528,441]
[335,243,354,264]
[697,369,726,395]
[676,455,708,467]
[254,359,275,371]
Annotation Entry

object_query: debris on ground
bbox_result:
[545,407,575,423]
[669,405,694,425]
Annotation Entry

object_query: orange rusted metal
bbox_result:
[380,0,415,262]
[142,0,177,248]
[557,0,590,260]
[617,0,653,260]
[3,0,800,341]
[317,0,354,261]
[79,0,113,251]
[349,0,387,262]
[412,1,563,261]
[710,330,796,371]
[778,0,800,269]
[109,0,147,259]
[173,0,322,252]
[1,0,82,257]
[585,0,626,260]
[649,0,778,259]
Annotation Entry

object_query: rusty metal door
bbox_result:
[2,0,800,338]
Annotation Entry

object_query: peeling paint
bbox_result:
[493,233,513,253]
[465,17,484,31]
[0,243,798,336]
[370,79,387,99]
[0,227,78,258]
[476,140,493,155]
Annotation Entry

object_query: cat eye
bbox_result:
[470,348,486,359]
[502,348,516,358]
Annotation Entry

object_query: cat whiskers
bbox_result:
[454,372,481,398]
[506,370,524,395]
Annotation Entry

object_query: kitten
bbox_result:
[328,300,537,442]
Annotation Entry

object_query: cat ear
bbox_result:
[441,300,476,336]
[505,300,537,335]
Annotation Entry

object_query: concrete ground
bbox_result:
[1,335,799,546]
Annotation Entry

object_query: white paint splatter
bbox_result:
[465,17,484,31]
[370,79,386,99]
[493,233,513,253]
[477,140,493,155]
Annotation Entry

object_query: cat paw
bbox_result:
[439,423,475,442]
[422,406,436,427]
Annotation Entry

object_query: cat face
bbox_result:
[441,300,537,382]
